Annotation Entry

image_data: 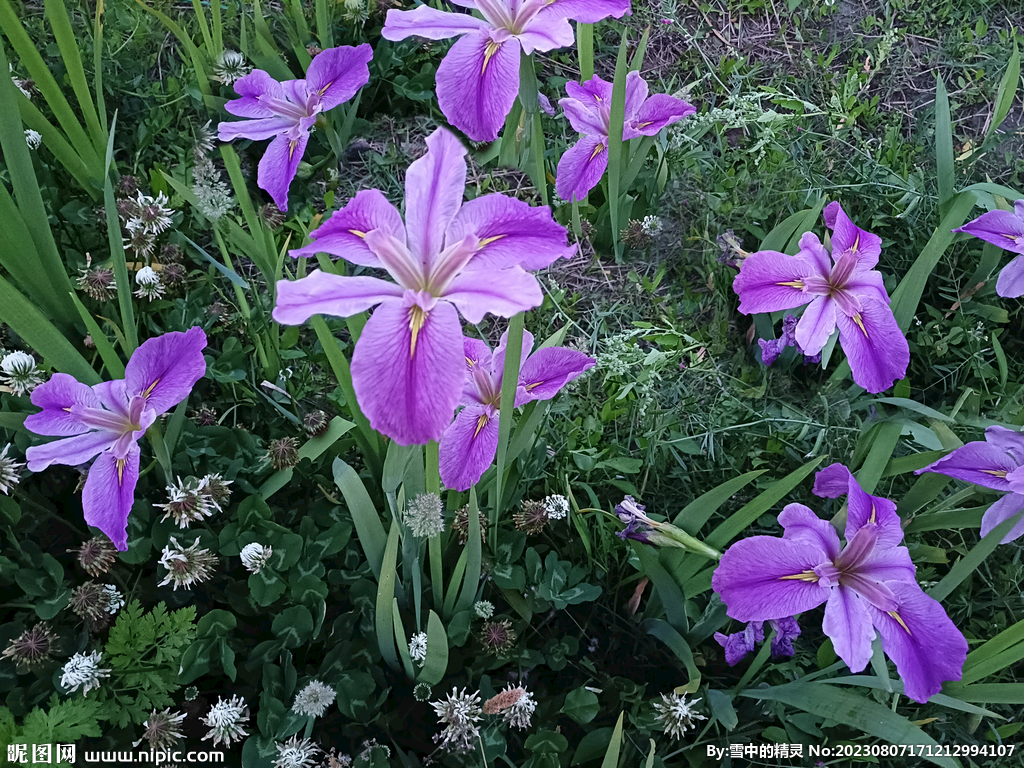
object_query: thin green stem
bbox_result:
[491,312,525,548]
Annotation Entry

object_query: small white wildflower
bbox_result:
[653,692,706,740]
[292,680,336,718]
[127,191,173,236]
[274,735,321,768]
[24,129,41,149]
[134,266,165,301]
[409,632,428,666]
[1,351,44,396]
[9,64,30,98]
[641,215,663,236]
[357,740,390,761]
[201,695,249,748]
[60,651,110,696]
[194,120,216,158]
[212,50,251,85]
[503,687,536,730]
[473,600,494,619]
[158,476,216,528]
[543,494,569,520]
[240,542,273,574]
[158,537,219,590]
[431,687,482,754]
[0,444,24,494]
[193,156,235,221]
[102,584,125,614]
[404,493,445,539]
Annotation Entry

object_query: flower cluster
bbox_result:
[201,695,249,747]
[158,537,219,590]
[1,351,44,396]
[712,463,968,702]
[292,680,336,718]
[431,687,483,753]
[60,651,110,696]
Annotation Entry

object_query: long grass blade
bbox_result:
[44,0,105,152]
[934,76,955,214]
[607,31,629,261]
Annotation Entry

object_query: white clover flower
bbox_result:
[543,494,569,520]
[24,129,41,149]
[60,651,110,696]
[127,191,173,236]
[0,444,24,495]
[431,687,482,754]
[503,687,536,730]
[240,542,273,574]
[292,680,336,718]
[212,50,251,85]
[641,215,663,236]
[409,632,428,666]
[473,600,494,619]
[403,493,445,539]
[653,692,706,740]
[274,735,321,768]
[158,537,219,590]
[201,695,249,748]
[194,120,216,158]
[158,476,216,528]
[134,266,164,301]
[102,584,125,614]
[1,351,44,396]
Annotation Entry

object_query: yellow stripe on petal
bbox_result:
[589,142,605,161]
[852,232,860,252]
[474,413,489,438]
[981,469,1008,477]
[143,378,160,398]
[888,610,912,636]
[869,503,876,524]
[776,280,805,289]
[778,570,819,582]
[525,381,541,391]
[349,229,367,238]
[852,313,869,337]
[478,234,506,248]
[637,121,653,129]
[117,458,125,484]
[289,140,298,160]
[318,82,333,96]
[482,40,501,75]
[409,305,428,359]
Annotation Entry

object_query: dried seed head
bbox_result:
[303,409,330,437]
[0,444,24,495]
[514,500,548,535]
[118,175,141,197]
[194,406,218,426]
[620,219,654,250]
[413,682,433,702]
[479,619,516,655]
[161,243,184,264]
[77,266,117,301]
[70,582,109,620]
[134,708,187,750]
[266,437,300,470]
[1,624,57,669]
[202,473,232,506]
[261,203,287,230]
[72,536,118,577]
[451,505,487,546]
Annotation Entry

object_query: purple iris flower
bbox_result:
[381,0,631,142]
[555,71,695,202]
[273,127,576,446]
[714,616,801,666]
[24,329,208,551]
[953,199,1024,297]
[711,463,967,703]
[217,45,372,211]
[732,202,909,393]
[439,330,594,491]
[915,426,1024,544]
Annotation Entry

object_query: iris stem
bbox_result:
[147,421,173,482]
[577,22,594,81]
[517,52,548,206]
[425,441,444,612]
[492,312,526,549]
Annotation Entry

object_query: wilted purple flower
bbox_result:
[556,72,695,202]
[953,199,1024,297]
[218,45,372,211]
[915,426,1024,543]
[614,496,722,558]
[438,330,594,490]
[712,463,967,703]
[714,616,801,666]
[758,314,821,367]
[25,329,208,550]
[732,202,909,393]
[381,0,631,141]
[274,127,576,445]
